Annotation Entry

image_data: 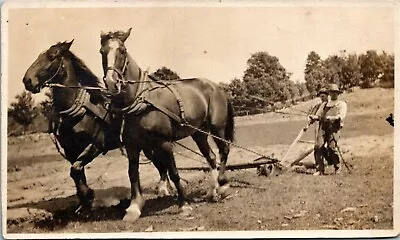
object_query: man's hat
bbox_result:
[317,87,329,96]
[327,84,343,94]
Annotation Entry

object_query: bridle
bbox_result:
[43,57,65,88]
[103,54,129,93]
[40,55,106,91]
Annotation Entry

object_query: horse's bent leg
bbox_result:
[156,142,191,213]
[191,132,219,202]
[155,161,170,197]
[70,144,102,210]
[143,149,170,197]
[123,144,144,222]
[212,129,231,199]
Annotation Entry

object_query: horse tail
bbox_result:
[225,101,235,142]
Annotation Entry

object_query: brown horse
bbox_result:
[100,28,235,221]
[22,41,170,213]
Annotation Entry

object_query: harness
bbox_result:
[112,67,188,125]
[58,88,112,124]
[44,57,118,158]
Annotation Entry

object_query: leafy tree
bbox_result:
[379,51,394,88]
[341,53,362,89]
[219,79,257,116]
[39,90,53,119]
[152,66,180,81]
[296,82,309,97]
[359,50,383,88]
[8,91,38,134]
[227,78,253,108]
[304,51,325,95]
[323,54,346,86]
[243,51,292,104]
[287,80,300,100]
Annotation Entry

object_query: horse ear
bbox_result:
[100,30,107,38]
[65,39,74,50]
[61,39,74,52]
[121,27,132,42]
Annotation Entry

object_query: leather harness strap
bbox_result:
[146,73,187,124]
[162,83,187,124]
[58,88,112,125]
[145,98,183,124]
[119,70,188,125]
[84,100,112,124]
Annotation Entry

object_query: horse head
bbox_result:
[100,28,132,96]
[23,40,74,93]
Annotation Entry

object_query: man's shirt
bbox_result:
[316,100,348,128]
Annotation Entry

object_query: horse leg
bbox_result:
[70,143,102,212]
[143,149,170,197]
[123,143,144,222]
[155,142,191,214]
[211,128,231,199]
[191,132,219,202]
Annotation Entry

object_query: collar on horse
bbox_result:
[56,88,112,124]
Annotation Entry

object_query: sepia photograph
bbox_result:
[2,0,397,238]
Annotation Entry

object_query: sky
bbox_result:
[3,3,395,106]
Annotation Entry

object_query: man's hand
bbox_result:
[308,115,320,121]
[325,116,339,121]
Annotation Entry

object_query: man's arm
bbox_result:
[326,101,347,121]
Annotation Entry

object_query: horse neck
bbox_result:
[52,58,80,112]
[122,54,145,105]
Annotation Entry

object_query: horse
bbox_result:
[22,40,171,213]
[100,28,235,222]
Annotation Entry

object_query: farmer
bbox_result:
[308,87,329,116]
[309,84,347,175]
[308,87,329,170]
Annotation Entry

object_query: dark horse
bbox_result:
[100,28,235,221]
[22,40,170,213]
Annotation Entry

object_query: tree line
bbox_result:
[8,49,394,135]
[221,50,393,116]
[304,50,394,95]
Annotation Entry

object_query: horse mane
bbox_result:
[66,51,107,103]
[66,51,98,85]
[100,31,126,43]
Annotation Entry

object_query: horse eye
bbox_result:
[47,49,60,61]
[119,48,126,54]
[48,53,56,61]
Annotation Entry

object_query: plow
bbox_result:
[175,119,351,175]
[177,158,280,172]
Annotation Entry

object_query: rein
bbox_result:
[44,83,107,91]
[104,56,187,85]
[43,57,107,92]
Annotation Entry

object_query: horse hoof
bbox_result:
[205,194,219,203]
[206,188,219,202]
[75,205,84,214]
[218,184,230,200]
[123,205,142,222]
[75,204,92,215]
[179,205,193,216]
[158,188,170,197]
